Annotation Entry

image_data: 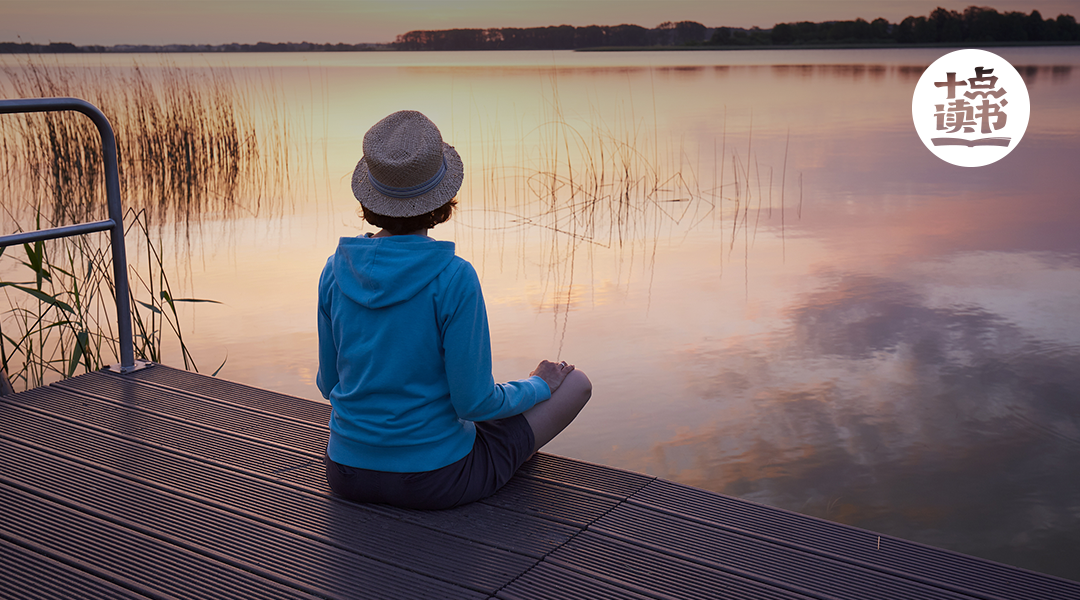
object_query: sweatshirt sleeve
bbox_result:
[316,258,340,400]
[440,261,550,421]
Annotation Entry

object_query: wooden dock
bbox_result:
[2,363,1078,599]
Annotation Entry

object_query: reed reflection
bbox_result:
[0,55,299,230]
[451,66,803,349]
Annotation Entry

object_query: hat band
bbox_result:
[368,157,447,200]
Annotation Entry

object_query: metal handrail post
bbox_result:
[0,97,142,372]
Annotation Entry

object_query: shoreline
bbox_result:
[3,41,1080,55]
[575,40,1080,52]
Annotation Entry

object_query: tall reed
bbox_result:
[0,207,222,391]
[0,55,292,391]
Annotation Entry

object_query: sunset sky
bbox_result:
[3,0,1077,45]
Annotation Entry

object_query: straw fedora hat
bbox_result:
[351,110,464,217]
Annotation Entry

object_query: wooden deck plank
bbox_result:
[516,452,655,498]
[3,365,1079,600]
[53,373,327,454]
[478,475,621,527]
[590,503,975,600]
[0,438,487,600]
[496,562,660,600]
[548,532,814,600]
[104,363,330,424]
[5,384,326,488]
[0,538,152,600]
[1,382,583,559]
[0,408,534,594]
[0,483,319,600]
[369,499,581,559]
[630,479,1078,600]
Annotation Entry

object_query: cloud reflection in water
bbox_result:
[645,270,1080,578]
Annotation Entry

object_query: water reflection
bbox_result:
[637,267,1080,578]
[770,63,1074,84]
[447,64,802,343]
[1015,63,1074,84]
[0,55,303,231]
[771,63,891,81]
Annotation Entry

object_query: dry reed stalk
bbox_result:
[457,75,802,327]
[0,54,290,390]
[0,55,292,232]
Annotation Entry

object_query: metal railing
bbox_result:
[0,97,143,373]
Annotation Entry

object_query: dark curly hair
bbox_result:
[361,198,457,235]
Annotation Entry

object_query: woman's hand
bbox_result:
[530,360,575,395]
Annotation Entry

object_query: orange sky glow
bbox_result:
[3,0,1078,45]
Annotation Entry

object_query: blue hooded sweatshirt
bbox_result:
[317,234,550,473]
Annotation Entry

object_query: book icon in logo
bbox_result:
[931,137,1010,147]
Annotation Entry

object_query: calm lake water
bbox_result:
[3,47,1079,580]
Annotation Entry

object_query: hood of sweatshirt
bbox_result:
[331,235,458,309]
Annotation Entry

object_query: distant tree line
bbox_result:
[768,6,1078,46]
[396,6,1078,50]
[0,42,82,53]
[393,21,710,50]
[0,41,384,53]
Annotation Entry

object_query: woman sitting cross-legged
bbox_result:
[317,110,592,510]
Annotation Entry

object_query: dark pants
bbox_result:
[324,413,535,510]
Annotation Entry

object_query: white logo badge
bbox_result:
[912,49,1030,167]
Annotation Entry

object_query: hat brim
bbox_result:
[352,143,464,218]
